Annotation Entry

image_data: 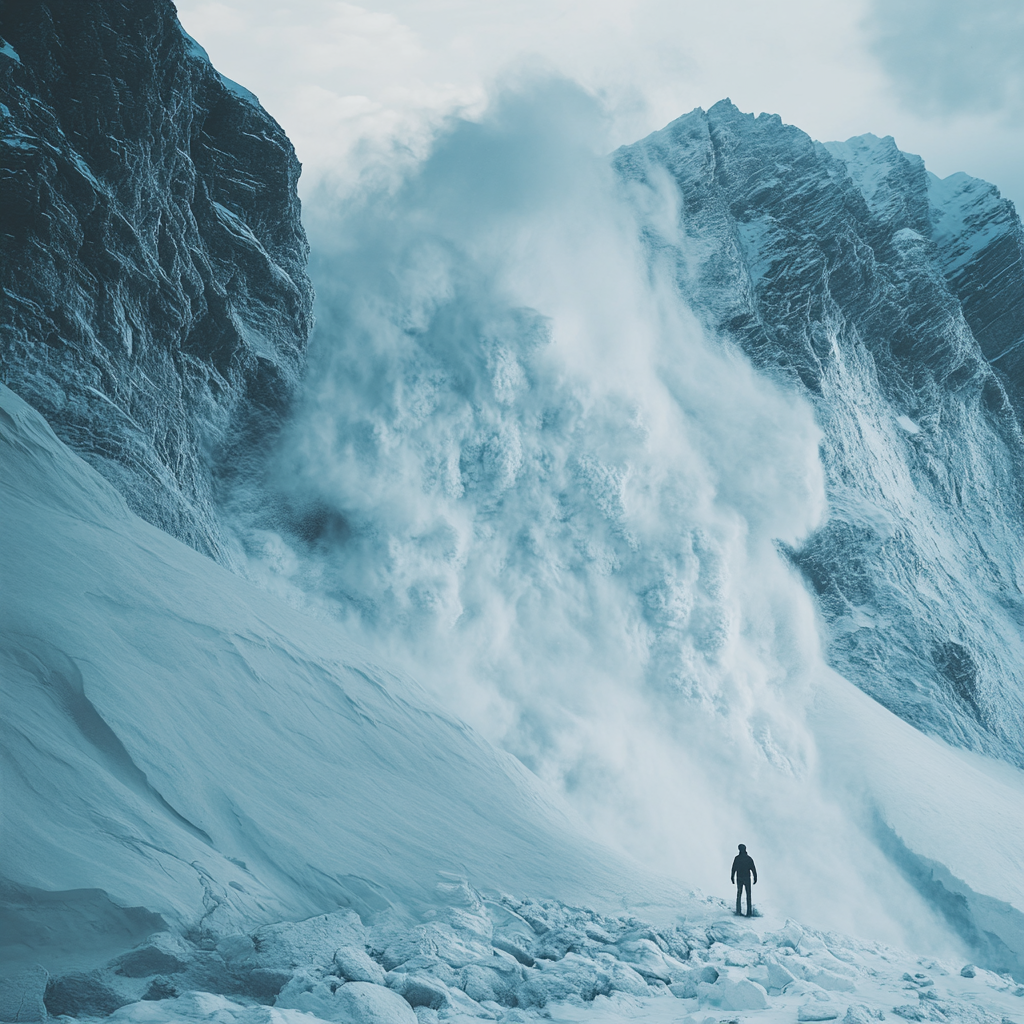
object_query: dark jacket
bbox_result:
[731,852,757,884]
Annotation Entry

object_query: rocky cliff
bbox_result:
[616,101,1024,766]
[0,0,313,556]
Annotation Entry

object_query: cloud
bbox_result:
[867,0,1024,122]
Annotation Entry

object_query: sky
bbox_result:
[176,0,1024,209]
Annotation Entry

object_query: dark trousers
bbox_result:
[735,878,752,916]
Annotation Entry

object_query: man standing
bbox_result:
[731,843,757,917]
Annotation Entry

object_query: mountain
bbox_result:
[3,9,1024,1023]
[615,101,1024,768]
[0,0,313,557]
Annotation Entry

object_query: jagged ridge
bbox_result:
[615,101,1024,766]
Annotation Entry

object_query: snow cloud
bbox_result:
[222,75,964,953]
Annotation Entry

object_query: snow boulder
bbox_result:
[458,962,523,1006]
[252,911,367,972]
[774,921,804,949]
[845,1005,885,1024]
[484,904,537,965]
[603,958,652,997]
[114,934,192,978]
[386,972,450,1010]
[246,968,293,1002]
[799,1005,841,1021]
[804,967,856,993]
[716,974,770,1010]
[334,946,387,985]
[43,971,132,1018]
[0,966,48,1023]
[275,974,345,1017]
[111,992,327,1024]
[517,952,648,1006]
[614,938,685,982]
[767,960,798,992]
[797,988,842,1021]
[670,963,720,999]
[669,969,700,998]
[797,933,828,954]
[708,920,761,947]
[381,923,489,971]
[338,983,420,1024]
[277,976,417,1024]
[785,981,830,998]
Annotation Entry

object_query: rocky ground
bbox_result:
[5,888,1022,1024]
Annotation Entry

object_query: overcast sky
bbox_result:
[177,0,1023,208]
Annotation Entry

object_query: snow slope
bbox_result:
[4,344,1024,999]
[0,382,686,977]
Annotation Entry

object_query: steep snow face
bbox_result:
[616,103,1024,770]
[926,170,1024,402]
[0,382,682,971]
[0,0,313,557]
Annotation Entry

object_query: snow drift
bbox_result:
[0,381,687,979]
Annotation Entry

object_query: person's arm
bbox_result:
[752,860,757,884]
[731,856,737,883]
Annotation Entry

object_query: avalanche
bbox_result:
[4,4,1024,1023]
[2,348,1024,1022]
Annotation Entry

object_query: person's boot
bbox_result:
[746,908,753,917]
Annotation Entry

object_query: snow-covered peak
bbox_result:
[177,22,260,106]
[823,133,928,228]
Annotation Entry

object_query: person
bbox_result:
[731,843,757,917]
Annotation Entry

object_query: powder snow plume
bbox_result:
[222,77,966,952]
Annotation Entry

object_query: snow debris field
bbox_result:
[5,890,1024,1024]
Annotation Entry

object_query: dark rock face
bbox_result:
[927,169,1024,411]
[0,0,313,556]
[616,101,1024,765]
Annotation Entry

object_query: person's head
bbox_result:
[738,844,746,852]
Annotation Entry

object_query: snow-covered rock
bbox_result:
[335,947,387,986]
[712,972,770,1010]
[279,978,418,1024]
[617,102,1024,773]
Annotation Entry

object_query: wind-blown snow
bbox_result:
[216,81,1024,962]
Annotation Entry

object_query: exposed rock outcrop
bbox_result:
[0,0,313,556]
